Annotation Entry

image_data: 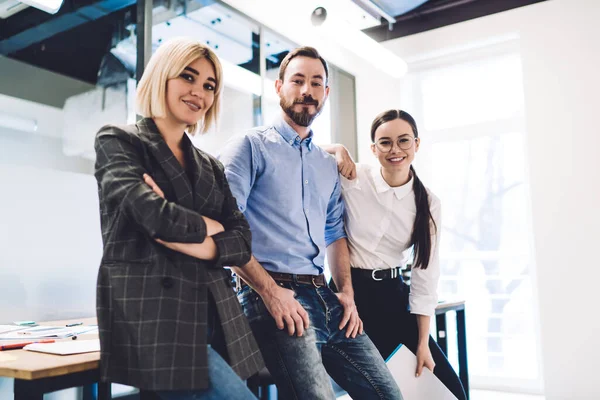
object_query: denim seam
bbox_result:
[325,344,386,400]
[271,344,301,400]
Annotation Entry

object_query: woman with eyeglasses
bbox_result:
[325,109,466,399]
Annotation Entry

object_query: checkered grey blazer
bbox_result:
[94,118,264,391]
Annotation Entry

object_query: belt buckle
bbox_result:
[311,276,323,288]
[371,269,383,281]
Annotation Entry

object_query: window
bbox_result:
[402,45,541,391]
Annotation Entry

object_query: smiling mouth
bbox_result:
[183,100,200,112]
[387,157,405,163]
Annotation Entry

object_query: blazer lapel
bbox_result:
[137,118,194,210]
[184,135,216,212]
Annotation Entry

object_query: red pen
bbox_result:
[0,339,55,351]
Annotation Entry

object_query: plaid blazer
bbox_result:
[94,118,264,391]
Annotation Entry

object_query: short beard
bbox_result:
[280,97,323,127]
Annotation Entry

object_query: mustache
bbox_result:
[293,97,319,106]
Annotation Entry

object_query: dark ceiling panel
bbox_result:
[363,0,548,42]
[0,0,136,84]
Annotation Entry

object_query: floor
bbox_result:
[471,390,545,400]
[337,389,545,400]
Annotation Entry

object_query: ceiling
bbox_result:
[0,0,547,85]
[363,0,548,42]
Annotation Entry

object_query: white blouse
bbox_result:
[340,163,441,316]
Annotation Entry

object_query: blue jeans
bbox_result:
[238,282,403,400]
[155,345,257,400]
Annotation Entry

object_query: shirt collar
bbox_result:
[273,114,314,151]
[370,165,414,200]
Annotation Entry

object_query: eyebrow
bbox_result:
[378,133,413,139]
[289,72,324,81]
[184,66,217,83]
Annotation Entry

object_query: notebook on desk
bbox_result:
[23,339,100,355]
[386,344,458,400]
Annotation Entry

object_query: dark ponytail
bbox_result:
[370,110,437,270]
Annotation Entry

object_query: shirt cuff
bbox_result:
[409,293,438,317]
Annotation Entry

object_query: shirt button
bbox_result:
[304,180,308,184]
[289,140,294,145]
[305,208,309,213]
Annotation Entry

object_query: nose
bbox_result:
[301,82,312,96]
[389,140,402,153]
[190,82,204,98]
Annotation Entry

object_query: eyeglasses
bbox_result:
[375,136,416,152]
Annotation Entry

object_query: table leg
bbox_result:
[13,369,106,400]
[436,313,448,355]
[14,379,43,400]
[456,308,470,399]
[98,381,112,400]
[82,383,96,400]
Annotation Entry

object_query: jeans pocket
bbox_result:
[237,287,268,323]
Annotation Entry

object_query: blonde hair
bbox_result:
[136,37,223,134]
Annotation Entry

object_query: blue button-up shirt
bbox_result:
[219,116,346,275]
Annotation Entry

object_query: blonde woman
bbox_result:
[94,37,263,400]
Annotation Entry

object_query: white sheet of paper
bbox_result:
[24,339,100,355]
[386,345,458,400]
[0,325,23,335]
[0,325,98,340]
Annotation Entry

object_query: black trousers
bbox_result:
[346,269,467,400]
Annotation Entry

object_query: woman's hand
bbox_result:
[415,343,435,377]
[334,145,356,180]
[143,173,165,198]
[143,173,224,236]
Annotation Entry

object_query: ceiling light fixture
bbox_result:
[0,111,38,133]
[310,7,407,78]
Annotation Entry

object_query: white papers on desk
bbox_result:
[0,325,24,335]
[386,345,458,400]
[0,325,98,340]
[24,339,100,355]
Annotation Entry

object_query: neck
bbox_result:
[281,111,311,139]
[381,166,412,187]
[153,117,187,149]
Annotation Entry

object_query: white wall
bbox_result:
[384,1,600,399]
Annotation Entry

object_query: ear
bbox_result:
[371,143,377,157]
[325,85,330,97]
[415,137,421,153]
[275,79,283,95]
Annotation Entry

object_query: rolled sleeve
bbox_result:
[218,134,258,213]
[210,162,252,268]
[409,200,442,316]
[325,176,347,246]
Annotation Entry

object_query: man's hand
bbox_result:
[415,344,435,377]
[335,290,363,338]
[143,173,224,236]
[334,145,356,180]
[261,285,310,337]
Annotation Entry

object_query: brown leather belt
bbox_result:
[240,270,327,288]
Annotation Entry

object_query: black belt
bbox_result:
[240,271,327,288]
[353,266,403,281]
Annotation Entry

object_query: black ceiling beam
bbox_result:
[0,0,136,55]
[362,0,548,42]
